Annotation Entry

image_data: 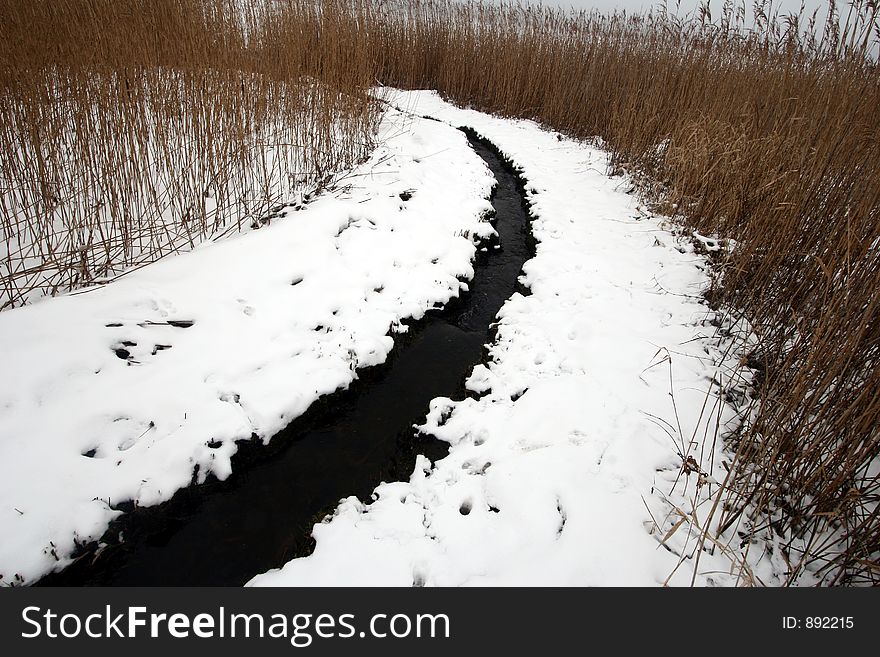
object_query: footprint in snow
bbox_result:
[237,298,255,316]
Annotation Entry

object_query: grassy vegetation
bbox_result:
[358,0,879,585]
[0,0,378,306]
[2,0,878,583]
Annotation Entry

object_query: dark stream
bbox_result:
[36,130,534,587]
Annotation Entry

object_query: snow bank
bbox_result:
[249,90,784,587]
[0,106,496,585]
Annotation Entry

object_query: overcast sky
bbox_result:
[510,0,833,25]
[490,1,840,38]
[541,1,879,57]
[549,0,826,16]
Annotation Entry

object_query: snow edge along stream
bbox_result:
[248,90,788,587]
[0,105,498,585]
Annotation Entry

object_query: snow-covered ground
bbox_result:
[248,90,790,587]
[0,104,496,585]
[1,89,789,587]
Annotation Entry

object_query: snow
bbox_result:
[248,90,787,587]
[0,105,496,585]
[0,88,790,588]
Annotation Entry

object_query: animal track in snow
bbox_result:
[105,318,194,364]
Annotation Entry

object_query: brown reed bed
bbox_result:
[2,0,878,583]
[357,0,880,584]
[0,0,379,307]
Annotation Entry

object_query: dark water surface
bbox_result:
[36,131,534,586]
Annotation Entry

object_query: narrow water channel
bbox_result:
[37,131,534,586]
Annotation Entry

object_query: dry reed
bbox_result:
[0,0,379,306]
[358,0,880,584]
[2,0,878,583]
